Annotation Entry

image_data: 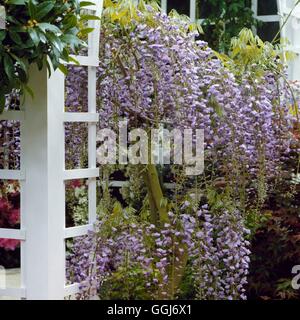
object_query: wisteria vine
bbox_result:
[64,7,296,300]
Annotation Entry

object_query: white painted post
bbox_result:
[278,0,300,80]
[88,67,98,224]
[251,0,258,29]
[161,0,167,14]
[190,0,196,22]
[22,66,66,300]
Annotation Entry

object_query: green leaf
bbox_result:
[80,1,96,8]
[63,15,78,29]
[58,63,68,75]
[61,34,82,47]
[36,2,55,20]
[46,59,52,78]
[28,0,37,19]
[23,84,34,98]
[38,22,61,34]
[68,56,80,65]
[28,28,40,46]
[79,27,94,36]
[9,31,23,45]
[48,33,64,53]
[0,94,5,113]
[0,30,6,41]
[80,14,100,21]
[2,0,85,107]
[10,52,28,74]
[4,54,15,81]
[7,0,26,5]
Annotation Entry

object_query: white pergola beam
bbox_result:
[0,228,26,240]
[0,287,26,299]
[0,169,25,180]
[64,224,93,239]
[63,168,99,180]
[69,55,99,67]
[63,112,99,123]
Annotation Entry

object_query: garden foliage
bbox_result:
[199,0,258,52]
[0,0,97,112]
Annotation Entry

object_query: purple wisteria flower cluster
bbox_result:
[65,10,295,193]
[193,205,250,300]
[66,204,251,300]
[0,120,20,170]
[0,90,21,170]
[66,211,196,300]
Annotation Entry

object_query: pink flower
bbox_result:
[0,239,20,251]
[8,208,20,225]
[69,179,82,189]
[0,198,10,212]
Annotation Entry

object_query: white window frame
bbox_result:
[252,0,280,23]
[162,1,300,79]
[161,0,280,25]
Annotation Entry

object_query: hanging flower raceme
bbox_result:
[192,205,250,300]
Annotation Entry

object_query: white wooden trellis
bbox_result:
[0,1,103,300]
